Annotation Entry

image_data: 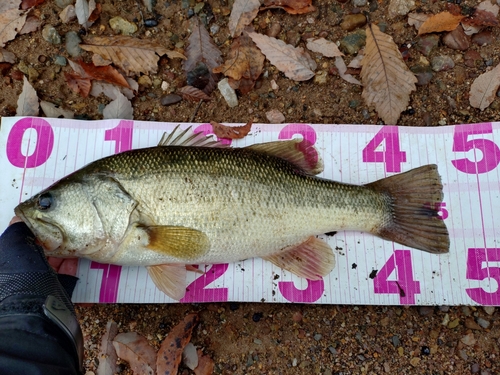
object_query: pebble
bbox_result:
[218,78,238,108]
[144,19,158,28]
[461,333,476,346]
[28,67,39,81]
[416,34,439,56]
[267,22,281,38]
[55,0,73,8]
[418,306,434,316]
[352,0,367,6]
[465,318,482,330]
[42,25,61,44]
[54,55,67,66]
[328,346,337,355]
[483,306,495,315]
[286,30,301,47]
[411,65,433,85]
[313,334,322,341]
[138,75,152,87]
[160,94,182,106]
[464,50,482,68]
[210,24,220,34]
[472,30,493,46]
[462,306,471,316]
[65,31,82,57]
[471,363,480,373]
[443,26,470,51]
[110,17,138,35]
[292,358,298,367]
[447,318,460,329]
[410,357,420,367]
[340,14,367,31]
[314,71,327,85]
[59,5,76,23]
[476,318,490,329]
[252,312,263,322]
[366,327,377,336]
[253,338,262,345]
[265,109,285,123]
[388,0,415,18]
[439,306,450,312]
[431,55,455,72]
[340,30,366,55]
[459,349,469,361]
[391,335,400,347]
[420,346,430,356]
[292,312,303,322]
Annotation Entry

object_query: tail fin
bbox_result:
[365,164,450,254]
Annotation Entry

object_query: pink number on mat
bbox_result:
[465,248,500,305]
[278,278,324,303]
[362,126,407,173]
[451,123,500,174]
[374,250,421,304]
[181,264,229,302]
[104,120,134,153]
[6,117,54,168]
[89,263,122,303]
[194,124,232,145]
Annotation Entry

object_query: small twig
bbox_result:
[189,100,203,122]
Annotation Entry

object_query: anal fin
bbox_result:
[147,264,187,300]
[263,236,335,280]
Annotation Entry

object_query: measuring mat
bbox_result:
[0,117,499,306]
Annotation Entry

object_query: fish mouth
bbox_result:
[14,206,64,252]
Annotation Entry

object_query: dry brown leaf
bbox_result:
[178,85,212,102]
[469,63,500,111]
[1,1,22,13]
[465,8,499,27]
[228,0,260,38]
[306,38,344,58]
[418,11,464,35]
[156,314,199,375]
[103,91,133,119]
[64,72,91,97]
[19,15,40,34]
[75,0,95,29]
[334,56,361,86]
[360,24,417,125]
[213,31,264,94]
[112,332,156,375]
[193,349,215,375]
[96,321,118,375]
[0,8,27,48]
[77,60,129,88]
[247,31,316,81]
[262,0,315,14]
[40,100,74,118]
[21,0,44,10]
[16,76,38,116]
[211,120,252,139]
[80,36,185,75]
[184,16,222,95]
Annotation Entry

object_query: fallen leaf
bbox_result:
[262,0,315,14]
[408,12,430,31]
[64,72,91,97]
[248,31,316,81]
[91,80,136,100]
[16,76,39,116]
[156,314,199,375]
[92,53,111,66]
[463,6,499,29]
[0,6,27,48]
[40,100,74,118]
[112,332,156,375]
[178,85,212,102]
[334,56,361,85]
[59,4,76,23]
[184,16,223,95]
[21,0,44,10]
[360,24,417,125]
[193,349,215,375]
[306,37,344,57]
[213,30,264,94]
[469,63,500,110]
[103,91,133,119]
[80,35,185,75]
[75,0,96,29]
[0,48,16,63]
[229,0,260,38]
[19,15,41,34]
[211,120,252,139]
[77,60,129,88]
[96,321,119,375]
[418,11,464,35]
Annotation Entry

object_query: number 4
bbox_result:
[362,126,407,173]
[373,250,421,304]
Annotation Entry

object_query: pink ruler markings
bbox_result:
[1,117,499,305]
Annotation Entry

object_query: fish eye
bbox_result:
[37,193,53,211]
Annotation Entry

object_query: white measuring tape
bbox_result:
[0,117,498,306]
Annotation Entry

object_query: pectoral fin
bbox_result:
[262,236,335,280]
[144,226,210,260]
[147,264,187,300]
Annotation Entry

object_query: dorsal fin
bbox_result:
[246,139,324,175]
[158,125,229,148]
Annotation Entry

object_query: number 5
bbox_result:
[451,123,500,174]
[465,248,500,305]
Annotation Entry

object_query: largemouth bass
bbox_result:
[15,127,449,300]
